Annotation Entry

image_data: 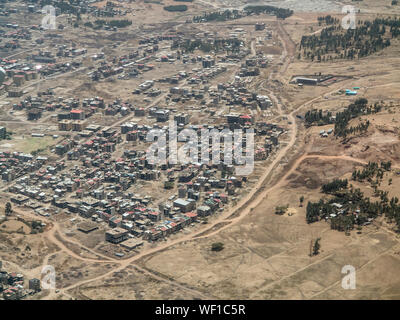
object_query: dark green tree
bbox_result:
[312,238,321,256]
[5,202,12,216]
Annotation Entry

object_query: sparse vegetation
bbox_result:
[211,242,224,252]
[321,179,348,194]
[303,162,400,233]
[304,99,382,138]
[299,196,305,207]
[275,205,288,215]
[244,5,293,19]
[192,5,293,23]
[5,202,12,216]
[312,238,321,256]
[299,17,400,61]
[163,5,188,12]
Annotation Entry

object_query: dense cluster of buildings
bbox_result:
[0,57,38,95]
[5,97,285,244]
[6,106,285,246]
[11,93,133,124]
[0,51,84,97]
[0,151,47,183]
[0,2,288,252]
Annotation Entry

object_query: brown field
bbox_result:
[1,0,400,300]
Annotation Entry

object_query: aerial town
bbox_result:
[0,0,400,302]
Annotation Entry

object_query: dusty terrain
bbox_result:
[1,1,400,300]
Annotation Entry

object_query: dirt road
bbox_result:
[32,20,303,297]
[6,18,392,300]
[6,19,304,298]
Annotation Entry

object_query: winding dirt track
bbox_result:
[8,19,398,300]
[39,21,323,297]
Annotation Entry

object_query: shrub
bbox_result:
[164,5,188,12]
[211,242,224,251]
